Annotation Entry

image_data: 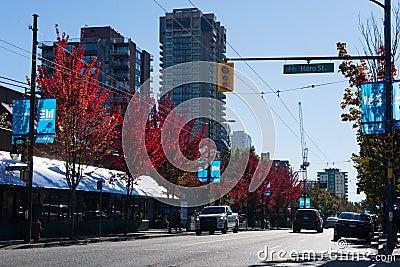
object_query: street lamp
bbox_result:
[10,144,20,160]
[9,137,28,162]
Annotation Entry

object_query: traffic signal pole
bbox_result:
[226,0,394,249]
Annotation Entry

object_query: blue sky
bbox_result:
[0,0,389,202]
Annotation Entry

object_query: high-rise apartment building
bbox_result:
[159,8,228,145]
[231,130,252,150]
[40,26,153,97]
[317,168,348,199]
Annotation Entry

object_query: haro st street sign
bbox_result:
[283,63,334,74]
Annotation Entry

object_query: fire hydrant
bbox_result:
[33,220,42,242]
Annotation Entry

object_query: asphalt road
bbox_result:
[0,228,397,266]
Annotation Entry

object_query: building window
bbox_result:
[85,43,97,51]
[136,63,141,71]
[66,44,75,52]
[136,51,141,61]
[83,56,93,63]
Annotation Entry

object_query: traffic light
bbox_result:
[384,136,394,160]
[217,62,234,92]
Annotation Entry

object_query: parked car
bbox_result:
[293,209,324,233]
[333,212,374,243]
[324,216,338,228]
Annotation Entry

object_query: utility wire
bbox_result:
[186,0,331,164]
[0,75,28,85]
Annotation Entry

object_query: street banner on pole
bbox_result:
[11,99,30,143]
[197,159,208,182]
[393,80,400,129]
[210,160,221,183]
[361,81,385,135]
[36,98,56,143]
[299,197,311,208]
[197,160,221,183]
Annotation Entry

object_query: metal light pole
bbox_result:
[205,119,235,205]
[383,0,395,250]
[368,0,394,251]
[25,14,39,243]
[370,0,394,250]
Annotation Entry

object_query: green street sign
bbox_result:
[283,63,334,74]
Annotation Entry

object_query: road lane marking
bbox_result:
[180,233,269,247]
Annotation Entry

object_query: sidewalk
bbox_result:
[377,232,400,257]
[0,229,195,250]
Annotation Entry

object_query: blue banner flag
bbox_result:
[393,81,400,129]
[210,160,221,183]
[361,82,385,135]
[305,197,311,208]
[197,160,221,183]
[36,98,56,143]
[11,99,30,142]
[299,197,311,208]
[197,159,208,182]
[299,198,304,208]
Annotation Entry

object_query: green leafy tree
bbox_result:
[337,40,397,213]
[0,112,11,129]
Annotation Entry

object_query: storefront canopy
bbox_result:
[0,151,171,198]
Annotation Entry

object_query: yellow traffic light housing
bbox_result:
[217,62,234,92]
[384,136,394,160]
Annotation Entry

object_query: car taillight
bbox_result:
[294,216,297,221]
[316,217,319,222]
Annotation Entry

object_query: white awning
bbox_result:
[0,151,173,198]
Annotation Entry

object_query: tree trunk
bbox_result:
[168,204,173,234]
[69,188,76,239]
[124,194,129,236]
[168,187,174,234]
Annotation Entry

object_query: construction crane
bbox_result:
[298,102,309,180]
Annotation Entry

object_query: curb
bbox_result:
[1,232,196,250]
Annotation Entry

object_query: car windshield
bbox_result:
[201,207,225,214]
[296,210,316,216]
[339,213,369,221]
[327,217,337,221]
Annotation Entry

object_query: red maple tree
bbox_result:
[35,26,121,238]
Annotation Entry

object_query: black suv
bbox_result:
[293,209,324,233]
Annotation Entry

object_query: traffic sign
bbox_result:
[283,63,334,74]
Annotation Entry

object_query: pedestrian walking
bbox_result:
[162,213,169,229]
[32,198,44,242]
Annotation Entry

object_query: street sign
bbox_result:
[283,63,334,74]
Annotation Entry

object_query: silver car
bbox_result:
[324,216,338,228]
